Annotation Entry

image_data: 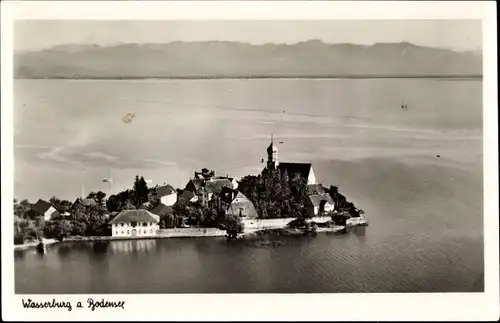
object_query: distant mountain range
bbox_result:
[14,40,482,79]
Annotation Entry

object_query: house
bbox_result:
[151,184,177,206]
[185,171,234,203]
[70,198,97,211]
[185,178,205,193]
[219,187,258,219]
[307,193,335,216]
[108,209,160,237]
[178,190,198,203]
[205,178,232,197]
[214,176,238,190]
[28,199,60,221]
[264,137,317,185]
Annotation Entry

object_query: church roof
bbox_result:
[278,162,312,180]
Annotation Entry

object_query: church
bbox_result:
[264,136,317,185]
[263,136,335,215]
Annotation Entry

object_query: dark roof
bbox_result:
[278,162,312,180]
[307,184,325,195]
[73,198,97,207]
[178,190,196,201]
[31,199,53,214]
[154,184,176,197]
[308,194,335,207]
[205,179,232,194]
[109,209,159,224]
[150,203,173,217]
[185,178,204,192]
[219,187,239,204]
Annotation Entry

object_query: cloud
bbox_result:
[82,151,119,162]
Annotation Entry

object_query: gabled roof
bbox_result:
[308,194,335,207]
[185,178,204,192]
[150,203,173,217]
[278,162,312,180]
[219,186,239,204]
[72,198,97,207]
[31,199,53,214]
[154,184,176,197]
[178,190,196,201]
[307,184,325,195]
[109,209,159,224]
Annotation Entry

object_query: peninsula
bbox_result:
[14,139,367,249]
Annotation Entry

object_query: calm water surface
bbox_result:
[14,78,483,293]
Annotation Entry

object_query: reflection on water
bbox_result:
[14,250,25,260]
[109,239,156,254]
[349,226,367,237]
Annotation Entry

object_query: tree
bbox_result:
[49,196,73,213]
[72,221,87,236]
[84,205,108,236]
[14,199,32,219]
[133,176,149,207]
[221,213,244,240]
[106,195,121,212]
[147,188,161,209]
[95,191,107,206]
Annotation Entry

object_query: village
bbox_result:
[14,138,367,250]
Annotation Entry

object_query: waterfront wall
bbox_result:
[346,215,368,227]
[242,216,332,231]
[156,228,227,238]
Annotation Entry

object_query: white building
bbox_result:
[307,194,335,215]
[29,199,60,221]
[109,209,160,238]
[152,184,177,206]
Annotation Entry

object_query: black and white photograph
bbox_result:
[2,1,498,321]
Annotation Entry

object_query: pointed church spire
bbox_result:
[267,133,279,170]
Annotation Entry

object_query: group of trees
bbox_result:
[238,168,311,219]
[13,175,160,244]
[326,185,363,218]
[238,169,363,222]
[106,176,156,213]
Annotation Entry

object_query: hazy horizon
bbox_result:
[15,20,482,52]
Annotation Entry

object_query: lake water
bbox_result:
[14,78,483,293]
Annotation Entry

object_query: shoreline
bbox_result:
[14,216,368,250]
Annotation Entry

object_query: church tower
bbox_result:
[267,134,279,170]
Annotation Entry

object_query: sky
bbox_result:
[14,20,482,52]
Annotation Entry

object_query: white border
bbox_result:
[2,1,498,321]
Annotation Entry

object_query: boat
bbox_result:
[36,241,46,254]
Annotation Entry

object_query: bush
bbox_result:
[220,214,244,233]
[72,221,87,236]
[287,217,307,228]
[44,220,74,241]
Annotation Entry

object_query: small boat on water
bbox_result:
[36,241,46,254]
